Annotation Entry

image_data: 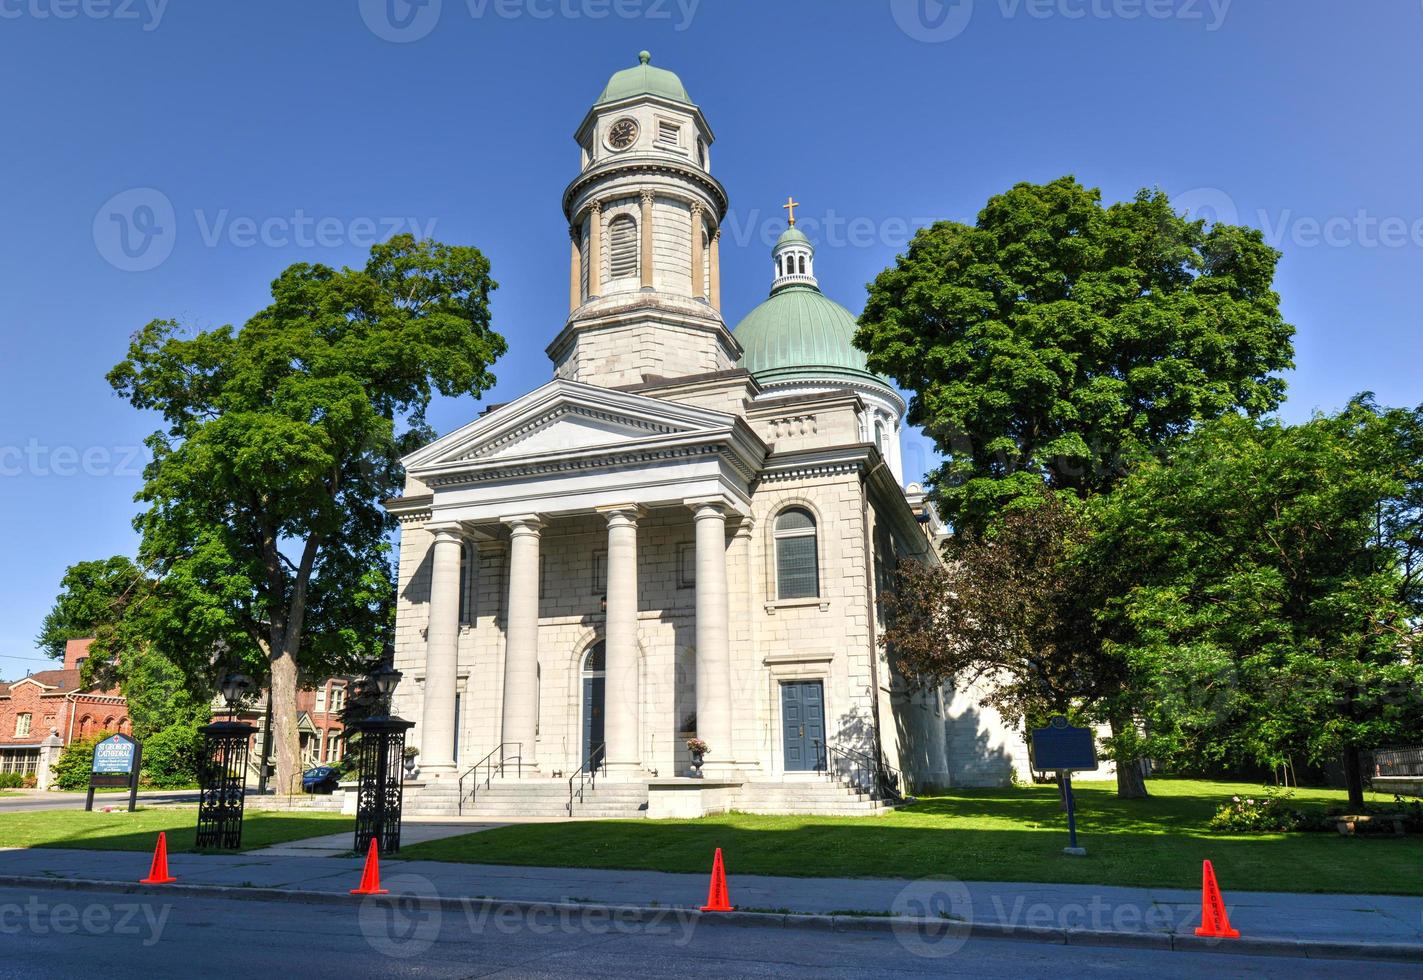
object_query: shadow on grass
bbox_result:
[11,812,354,855]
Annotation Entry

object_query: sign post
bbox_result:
[85,733,142,813]
[1030,716,1098,857]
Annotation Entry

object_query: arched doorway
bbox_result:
[581,642,606,772]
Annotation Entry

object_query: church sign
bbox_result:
[85,733,142,812]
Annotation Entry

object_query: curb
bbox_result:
[0,874,1419,963]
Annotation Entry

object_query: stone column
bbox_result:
[420,525,464,776]
[501,516,543,771]
[689,501,732,771]
[710,227,722,311]
[689,202,705,300]
[36,729,63,791]
[640,190,656,290]
[600,505,642,778]
[587,201,603,298]
[569,224,582,314]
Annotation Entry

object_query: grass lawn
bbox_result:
[0,808,352,853]
[401,779,1423,895]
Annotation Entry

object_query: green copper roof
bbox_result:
[734,285,890,388]
[776,226,811,249]
[597,52,692,106]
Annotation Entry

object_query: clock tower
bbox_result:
[550,52,739,387]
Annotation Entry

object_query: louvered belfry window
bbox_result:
[774,507,819,600]
[609,214,639,280]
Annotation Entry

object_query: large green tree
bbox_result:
[1092,399,1423,809]
[856,176,1295,532]
[108,235,504,792]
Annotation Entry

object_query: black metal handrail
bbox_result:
[813,739,904,802]
[1373,746,1423,778]
[568,743,605,817]
[458,742,521,815]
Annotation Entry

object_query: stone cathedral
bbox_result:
[386,54,1034,817]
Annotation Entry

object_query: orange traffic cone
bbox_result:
[350,838,389,896]
[1193,859,1240,938]
[139,832,177,885]
[699,847,733,912]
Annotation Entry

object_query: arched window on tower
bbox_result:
[609,214,639,281]
[774,507,820,600]
[798,254,806,275]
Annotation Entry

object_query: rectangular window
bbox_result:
[330,686,345,714]
[592,549,607,594]
[315,687,327,712]
[658,120,681,146]
[678,542,696,589]
[14,714,31,738]
[776,536,819,600]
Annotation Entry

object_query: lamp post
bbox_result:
[351,664,415,855]
[196,673,257,849]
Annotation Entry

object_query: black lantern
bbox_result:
[351,665,414,855]
[196,672,257,849]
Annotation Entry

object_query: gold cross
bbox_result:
[783,196,801,227]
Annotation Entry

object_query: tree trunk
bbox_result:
[1108,716,1150,799]
[1342,745,1367,812]
[269,645,301,795]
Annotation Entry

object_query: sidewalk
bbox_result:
[0,844,1418,960]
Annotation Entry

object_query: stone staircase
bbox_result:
[733,775,901,816]
[405,776,649,819]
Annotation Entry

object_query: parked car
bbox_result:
[301,766,341,794]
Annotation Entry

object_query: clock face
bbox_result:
[608,118,639,151]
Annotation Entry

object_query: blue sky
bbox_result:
[1,0,1420,671]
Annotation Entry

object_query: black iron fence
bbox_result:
[1372,746,1423,777]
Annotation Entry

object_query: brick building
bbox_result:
[224,677,352,782]
[0,639,130,781]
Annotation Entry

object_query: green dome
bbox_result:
[776,226,811,248]
[734,285,889,388]
[597,52,692,106]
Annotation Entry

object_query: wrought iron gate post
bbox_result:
[196,721,256,849]
[351,716,415,855]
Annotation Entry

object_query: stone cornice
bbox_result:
[563,156,729,221]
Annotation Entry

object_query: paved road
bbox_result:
[0,884,1410,979]
[0,791,201,813]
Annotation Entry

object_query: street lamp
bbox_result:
[197,672,257,849]
[351,663,415,856]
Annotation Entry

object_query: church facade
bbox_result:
[386,54,1034,816]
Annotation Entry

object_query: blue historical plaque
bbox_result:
[1030,716,1098,772]
[92,735,137,775]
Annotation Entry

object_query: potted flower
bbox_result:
[685,738,709,776]
[403,746,420,779]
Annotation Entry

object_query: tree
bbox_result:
[108,235,505,793]
[1093,399,1423,809]
[879,496,1151,796]
[856,176,1295,533]
[38,557,210,739]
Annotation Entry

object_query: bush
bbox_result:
[0,772,24,789]
[21,774,36,789]
[51,732,116,791]
[1208,789,1306,833]
[140,722,205,788]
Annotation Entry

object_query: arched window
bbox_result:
[608,214,639,280]
[79,715,93,737]
[775,256,783,277]
[798,254,806,275]
[774,507,819,600]
[875,420,887,454]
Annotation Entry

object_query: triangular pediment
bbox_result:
[403,379,742,475]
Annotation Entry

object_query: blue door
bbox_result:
[781,681,826,771]
[582,675,605,772]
